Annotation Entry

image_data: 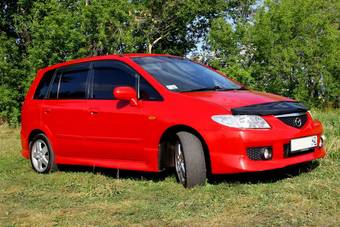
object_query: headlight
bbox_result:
[211,115,271,129]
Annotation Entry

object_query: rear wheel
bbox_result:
[30,134,57,173]
[174,131,206,188]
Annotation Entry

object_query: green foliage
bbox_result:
[132,0,223,54]
[209,0,340,107]
[250,0,339,106]
[0,34,24,126]
[26,0,136,70]
[0,86,20,126]
[208,16,255,86]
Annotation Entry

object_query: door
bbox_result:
[83,60,163,168]
[42,63,90,160]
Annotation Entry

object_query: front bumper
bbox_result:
[211,147,325,174]
[206,115,326,174]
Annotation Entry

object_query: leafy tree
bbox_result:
[208,0,256,85]
[209,0,340,107]
[0,0,137,125]
[0,34,23,126]
[27,0,136,71]
[132,0,224,55]
[249,0,339,106]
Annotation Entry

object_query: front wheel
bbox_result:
[174,131,207,188]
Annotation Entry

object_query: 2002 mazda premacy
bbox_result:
[21,54,326,187]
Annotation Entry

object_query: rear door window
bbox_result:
[58,70,88,99]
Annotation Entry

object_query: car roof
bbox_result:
[38,53,176,73]
[122,53,174,58]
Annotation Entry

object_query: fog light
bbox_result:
[247,146,273,160]
[262,147,272,160]
[319,135,326,147]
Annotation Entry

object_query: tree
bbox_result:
[209,0,340,107]
[132,0,224,55]
[26,0,136,71]
[0,0,34,125]
[0,0,137,125]
[249,0,339,106]
[0,34,23,125]
[208,0,256,85]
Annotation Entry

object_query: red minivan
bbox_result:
[21,54,326,187]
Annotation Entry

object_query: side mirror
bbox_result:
[113,86,138,106]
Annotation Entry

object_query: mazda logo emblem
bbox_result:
[294,117,302,127]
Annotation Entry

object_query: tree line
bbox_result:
[0,0,339,125]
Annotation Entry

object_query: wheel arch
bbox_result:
[28,129,47,143]
[158,124,211,173]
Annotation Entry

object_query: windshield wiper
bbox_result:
[181,86,246,92]
[181,86,223,92]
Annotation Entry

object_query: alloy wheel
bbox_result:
[175,142,186,184]
[31,139,50,172]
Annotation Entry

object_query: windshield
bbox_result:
[132,56,242,92]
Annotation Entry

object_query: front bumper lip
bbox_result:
[211,147,325,174]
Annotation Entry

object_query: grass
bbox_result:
[0,109,339,226]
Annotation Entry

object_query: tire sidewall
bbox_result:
[175,132,207,188]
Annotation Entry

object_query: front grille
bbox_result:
[277,113,308,128]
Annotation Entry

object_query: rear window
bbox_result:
[34,69,55,99]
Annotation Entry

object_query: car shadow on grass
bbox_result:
[56,161,319,185]
[208,161,320,185]
[57,165,174,182]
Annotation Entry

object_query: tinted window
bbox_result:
[34,69,55,99]
[49,73,61,99]
[133,56,242,92]
[93,68,136,99]
[139,76,162,100]
[58,70,88,99]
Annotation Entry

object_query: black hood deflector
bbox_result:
[231,101,308,116]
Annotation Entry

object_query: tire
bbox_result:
[174,131,207,188]
[29,133,57,173]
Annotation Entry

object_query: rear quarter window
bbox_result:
[33,69,55,99]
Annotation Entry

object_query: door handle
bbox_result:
[88,108,99,116]
[43,108,51,114]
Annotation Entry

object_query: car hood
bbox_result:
[180,90,293,110]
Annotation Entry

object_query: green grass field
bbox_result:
[0,109,339,226]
